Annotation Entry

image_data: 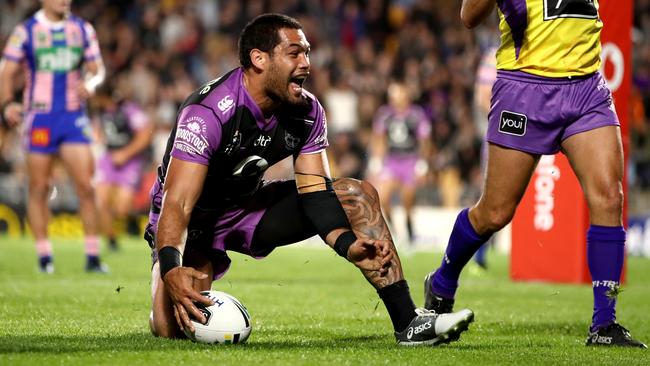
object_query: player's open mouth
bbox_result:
[289,75,307,94]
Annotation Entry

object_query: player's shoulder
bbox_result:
[284,88,323,121]
[181,69,240,114]
[178,69,243,128]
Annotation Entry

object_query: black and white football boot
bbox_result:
[395,308,474,346]
[586,323,647,348]
[423,271,455,314]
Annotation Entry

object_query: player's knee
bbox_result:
[590,183,624,216]
[150,312,181,339]
[75,183,96,202]
[29,181,51,199]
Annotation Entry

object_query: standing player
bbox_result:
[0,0,107,273]
[368,81,431,247]
[424,0,647,347]
[95,80,153,251]
[146,14,474,346]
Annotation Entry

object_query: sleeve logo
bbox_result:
[217,95,234,114]
[174,116,209,155]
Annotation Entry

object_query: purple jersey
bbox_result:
[153,68,329,211]
[2,10,102,113]
[101,101,150,150]
[373,104,431,155]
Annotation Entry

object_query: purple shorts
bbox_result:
[145,180,294,280]
[381,155,419,186]
[487,71,619,155]
[96,153,144,190]
[24,111,92,154]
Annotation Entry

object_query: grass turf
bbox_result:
[0,236,648,365]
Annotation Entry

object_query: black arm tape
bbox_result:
[333,230,357,258]
[158,246,182,279]
[299,187,352,240]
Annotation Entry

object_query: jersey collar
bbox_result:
[35,10,68,30]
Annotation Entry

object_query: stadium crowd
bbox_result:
[1,0,650,223]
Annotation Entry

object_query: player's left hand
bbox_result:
[346,238,394,275]
[77,84,92,101]
[110,149,130,167]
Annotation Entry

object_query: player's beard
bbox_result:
[265,62,308,108]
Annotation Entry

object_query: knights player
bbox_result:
[0,0,107,273]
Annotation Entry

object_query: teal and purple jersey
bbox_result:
[2,10,102,114]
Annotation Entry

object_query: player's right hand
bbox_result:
[2,102,22,127]
[162,267,214,333]
[347,237,394,275]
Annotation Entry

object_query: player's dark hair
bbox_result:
[238,13,303,69]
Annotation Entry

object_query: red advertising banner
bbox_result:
[511,0,633,284]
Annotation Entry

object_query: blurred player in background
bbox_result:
[146,14,473,346]
[368,81,431,247]
[94,77,153,251]
[424,0,646,347]
[0,0,107,273]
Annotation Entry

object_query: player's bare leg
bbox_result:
[562,126,646,347]
[60,144,106,271]
[376,178,398,226]
[60,144,98,235]
[400,184,417,244]
[96,184,116,249]
[150,257,213,338]
[334,178,403,289]
[425,144,538,313]
[334,178,474,345]
[27,152,55,272]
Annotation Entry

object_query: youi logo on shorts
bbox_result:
[499,111,527,136]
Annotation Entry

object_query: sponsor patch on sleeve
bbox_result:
[173,116,209,156]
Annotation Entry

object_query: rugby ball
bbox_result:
[184,290,252,344]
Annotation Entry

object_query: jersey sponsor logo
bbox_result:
[498,110,527,136]
[36,47,83,72]
[543,0,598,20]
[284,132,300,150]
[31,128,50,147]
[254,134,271,147]
[217,95,234,114]
[174,116,209,155]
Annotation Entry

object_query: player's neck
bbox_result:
[242,71,279,118]
[42,8,67,22]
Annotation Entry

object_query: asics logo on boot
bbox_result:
[407,320,433,339]
[592,335,612,344]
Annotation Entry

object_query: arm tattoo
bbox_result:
[333,178,404,289]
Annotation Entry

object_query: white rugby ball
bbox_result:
[184,290,252,344]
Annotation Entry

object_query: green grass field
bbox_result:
[0,236,648,365]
